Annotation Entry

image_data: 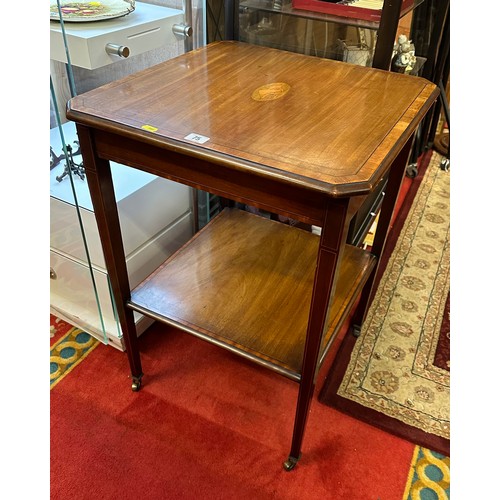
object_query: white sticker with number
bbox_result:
[184,133,210,144]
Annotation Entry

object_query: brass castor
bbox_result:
[352,325,362,338]
[131,376,142,392]
[406,163,418,178]
[283,455,299,471]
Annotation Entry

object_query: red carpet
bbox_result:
[50,156,433,498]
[51,318,417,499]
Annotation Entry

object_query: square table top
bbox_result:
[67,41,438,197]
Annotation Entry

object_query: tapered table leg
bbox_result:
[77,124,143,390]
[284,198,352,470]
[351,136,414,334]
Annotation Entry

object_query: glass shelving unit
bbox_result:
[50,0,206,348]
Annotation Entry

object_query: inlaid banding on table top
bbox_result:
[67,41,438,196]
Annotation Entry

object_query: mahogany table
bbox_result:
[67,41,438,470]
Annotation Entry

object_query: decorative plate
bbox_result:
[50,0,135,22]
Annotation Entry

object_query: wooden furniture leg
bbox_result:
[351,137,413,336]
[77,125,143,390]
[284,198,352,470]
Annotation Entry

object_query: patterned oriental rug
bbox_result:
[319,152,450,456]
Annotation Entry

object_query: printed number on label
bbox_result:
[184,133,210,144]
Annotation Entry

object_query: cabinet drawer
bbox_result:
[51,121,193,268]
[50,250,119,338]
[50,2,184,70]
[50,213,193,341]
[51,174,192,268]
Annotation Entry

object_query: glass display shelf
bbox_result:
[50,121,160,210]
[238,0,425,67]
[239,0,425,30]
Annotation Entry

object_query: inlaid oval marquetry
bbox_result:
[251,82,291,101]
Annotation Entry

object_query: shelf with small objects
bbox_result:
[237,0,424,67]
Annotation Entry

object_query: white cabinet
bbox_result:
[50,3,184,70]
[50,1,196,349]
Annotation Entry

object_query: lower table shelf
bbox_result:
[129,208,376,380]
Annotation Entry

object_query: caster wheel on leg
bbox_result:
[131,375,142,392]
[406,163,418,178]
[352,325,361,338]
[283,455,300,471]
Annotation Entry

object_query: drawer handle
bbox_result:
[172,24,193,38]
[105,43,130,58]
[50,267,57,280]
